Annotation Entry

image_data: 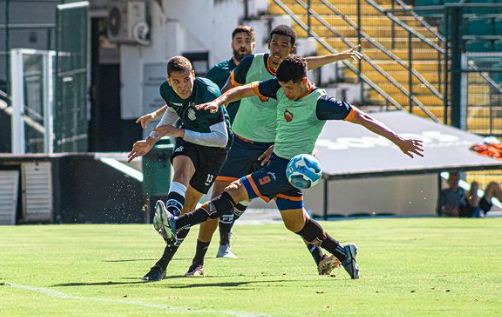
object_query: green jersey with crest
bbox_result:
[159,77,230,135]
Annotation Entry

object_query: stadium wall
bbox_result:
[305,174,439,217]
[120,0,271,121]
[0,154,144,224]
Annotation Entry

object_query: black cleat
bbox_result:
[142,265,166,282]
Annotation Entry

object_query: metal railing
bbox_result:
[384,3,502,134]
[272,0,405,110]
[318,0,440,119]
[280,0,440,120]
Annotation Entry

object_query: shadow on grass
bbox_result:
[52,277,299,288]
[165,279,299,289]
[52,281,146,287]
[102,259,157,263]
[103,258,192,263]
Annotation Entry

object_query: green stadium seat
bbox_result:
[466,41,492,52]
[415,0,442,6]
[467,19,492,36]
[495,41,502,52]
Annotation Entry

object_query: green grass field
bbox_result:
[1,218,502,317]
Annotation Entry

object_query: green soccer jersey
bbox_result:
[230,53,278,142]
[205,58,240,123]
[159,77,230,135]
[205,58,236,89]
[256,78,355,160]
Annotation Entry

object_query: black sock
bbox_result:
[296,218,346,262]
[166,192,185,216]
[176,192,236,231]
[192,240,211,265]
[219,203,247,245]
[307,243,324,265]
[155,228,190,270]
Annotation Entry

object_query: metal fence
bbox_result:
[54,2,89,152]
[0,0,61,95]
[271,0,502,136]
[387,3,502,136]
[1,0,89,153]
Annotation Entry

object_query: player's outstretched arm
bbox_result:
[350,108,424,158]
[196,84,255,113]
[305,45,362,70]
[135,104,168,129]
[127,137,156,163]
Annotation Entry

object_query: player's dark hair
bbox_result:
[269,25,296,46]
[232,25,255,41]
[167,56,193,77]
[276,55,307,83]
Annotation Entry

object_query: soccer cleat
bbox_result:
[185,263,204,277]
[216,244,237,259]
[318,254,340,276]
[142,265,166,282]
[155,200,177,244]
[341,243,359,279]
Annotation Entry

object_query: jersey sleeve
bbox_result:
[251,78,281,102]
[230,55,254,86]
[205,65,226,89]
[315,95,355,121]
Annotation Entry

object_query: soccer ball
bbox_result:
[286,154,322,189]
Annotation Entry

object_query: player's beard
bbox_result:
[233,48,250,62]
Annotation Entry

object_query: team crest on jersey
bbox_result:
[284,109,293,122]
[188,108,197,121]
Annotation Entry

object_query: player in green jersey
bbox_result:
[127,56,232,282]
[156,55,424,279]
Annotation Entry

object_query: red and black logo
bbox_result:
[284,110,293,122]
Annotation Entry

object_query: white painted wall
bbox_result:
[305,174,438,217]
[120,0,251,119]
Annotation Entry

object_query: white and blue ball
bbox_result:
[286,154,322,189]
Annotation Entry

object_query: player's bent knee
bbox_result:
[224,180,247,203]
[283,218,305,233]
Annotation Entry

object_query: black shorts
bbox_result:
[171,139,228,194]
[217,135,273,182]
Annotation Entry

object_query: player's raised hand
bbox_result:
[127,140,153,163]
[153,124,183,138]
[258,145,274,166]
[195,101,219,113]
[339,45,363,62]
[397,137,424,158]
[136,112,157,129]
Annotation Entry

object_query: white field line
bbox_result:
[6,282,270,317]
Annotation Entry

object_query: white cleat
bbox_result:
[216,244,237,259]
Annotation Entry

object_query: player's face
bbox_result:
[268,34,294,66]
[232,32,255,62]
[167,70,195,99]
[279,78,309,101]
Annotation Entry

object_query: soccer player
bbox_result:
[127,56,232,282]
[189,25,362,275]
[156,55,424,279]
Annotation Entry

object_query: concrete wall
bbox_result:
[305,174,439,217]
[120,0,252,120]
